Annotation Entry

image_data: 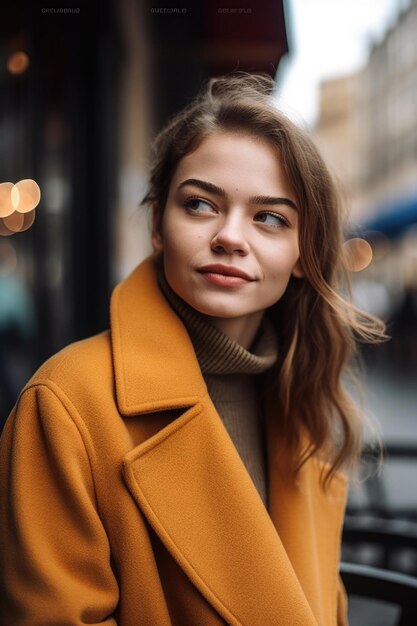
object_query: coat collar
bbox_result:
[110,254,207,415]
[111,255,347,626]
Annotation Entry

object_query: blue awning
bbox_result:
[361,193,417,238]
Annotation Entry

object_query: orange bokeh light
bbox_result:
[0,179,40,235]
[0,220,14,237]
[343,238,373,272]
[13,179,41,213]
[3,211,25,233]
[19,209,36,233]
[7,51,30,75]
[0,182,15,218]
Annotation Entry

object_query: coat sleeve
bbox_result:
[0,383,119,625]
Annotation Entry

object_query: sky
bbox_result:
[275,0,409,127]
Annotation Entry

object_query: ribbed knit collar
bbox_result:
[157,261,278,376]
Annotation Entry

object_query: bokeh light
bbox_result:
[0,183,15,218]
[19,209,36,232]
[0,179,40,236]
[0,220,14,237]
[13,179,41,213]
[7,51,30,75]
[3,211,25,233]
[343,237,373,272]
[11,185,20,210]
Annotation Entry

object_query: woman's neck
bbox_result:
[208,310,265,350]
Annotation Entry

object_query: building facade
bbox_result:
[314,0,417,365]
[360,0,417,217]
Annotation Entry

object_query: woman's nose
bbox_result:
[210,215,250,255]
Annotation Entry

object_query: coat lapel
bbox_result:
[123,395,318,626]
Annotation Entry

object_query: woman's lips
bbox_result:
[197,264,255,287]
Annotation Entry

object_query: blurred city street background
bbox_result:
[1,1,417,622]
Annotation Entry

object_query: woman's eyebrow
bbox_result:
[250,195,298,211]
[177,178,298,211]
[178,178,227,198]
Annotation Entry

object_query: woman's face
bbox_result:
[152,131,302,334]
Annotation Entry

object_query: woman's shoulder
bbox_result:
[22,330,114,406]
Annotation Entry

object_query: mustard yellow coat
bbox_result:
[0,256,348,625]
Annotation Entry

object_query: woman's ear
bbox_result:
[151,202,164,252]
[291,259,304,279]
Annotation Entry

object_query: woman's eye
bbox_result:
[254,212,288,228]
[184,198,215,213]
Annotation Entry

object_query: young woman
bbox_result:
[0,73,385,625]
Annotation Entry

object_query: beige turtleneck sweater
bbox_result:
[158,266,278,508]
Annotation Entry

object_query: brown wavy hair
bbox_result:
[141,72,387,487]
